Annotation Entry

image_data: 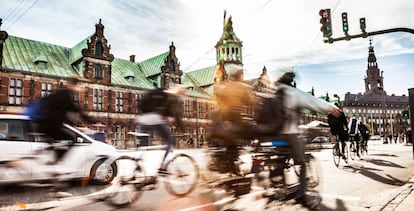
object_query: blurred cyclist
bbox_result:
[210,64,256,173]
[271,70,341,208]
[136,84,186,174]
[32,77,95,164]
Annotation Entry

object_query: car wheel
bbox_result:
[90,158,118,185]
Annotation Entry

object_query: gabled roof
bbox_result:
[70,35,91,64]
[3,36,77,78]
[111,58,154,89]
[137,52,169,77]
[183,65,216,87]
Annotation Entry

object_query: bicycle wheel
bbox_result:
[361,141,368,156]
[349,142,356,160]
[343,143,349,164]
[332,142,341,167]
[164,153,199,196]
[104,157,146,208]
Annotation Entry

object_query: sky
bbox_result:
[1,0,413,98]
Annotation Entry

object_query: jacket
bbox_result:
[277,83,338,135]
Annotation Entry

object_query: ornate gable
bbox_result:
[81,19,114,85]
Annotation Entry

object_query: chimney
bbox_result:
[129,55,135,62]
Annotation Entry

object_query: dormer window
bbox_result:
[33,55,48,68]
[94,64,103,79]
[95,42,103,55]
[124,69,135,81]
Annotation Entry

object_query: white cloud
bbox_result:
[1,0,413,95]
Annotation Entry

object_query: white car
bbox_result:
[0,114,119,185]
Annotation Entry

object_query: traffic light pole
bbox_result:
[409,89,414,159]
[324,27,414,43]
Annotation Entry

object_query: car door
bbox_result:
[58,127,89,178]
[0,119,33,182]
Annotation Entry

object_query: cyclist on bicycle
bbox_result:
[136,84,186,174]
[271,70,342,208]
[348,115,361,157]
[358,122,370,152]
[29,77,96,164]
[209,64,256,173]
[328,103,349,160]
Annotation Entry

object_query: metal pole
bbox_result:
[408,88,414,159]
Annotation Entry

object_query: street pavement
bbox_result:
[1,142,414,211]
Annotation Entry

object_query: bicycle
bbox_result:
[349,135,360,160]
[359,139,368,156]
[332,136,348,167]
[200,137,321,210]
[101,144,200,208]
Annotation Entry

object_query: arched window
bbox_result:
[95,42,103,56]
[94,64,103,79]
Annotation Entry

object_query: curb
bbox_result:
[381,177,414,211]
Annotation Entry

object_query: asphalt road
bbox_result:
[1,141,414,211]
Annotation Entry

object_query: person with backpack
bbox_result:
[271,70,341,209]
[136,84,186,174]
[348,115,361,157]
[28,77,95,164]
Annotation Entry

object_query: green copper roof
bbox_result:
[138,52,169,77]
[3,36,77,78]
[70,35,90,64]
[183,65,216,87]
[111,58,155,89]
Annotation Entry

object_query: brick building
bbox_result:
[342,40,410,137]
[0,14,327,147]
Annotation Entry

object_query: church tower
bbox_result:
[364,38,386,95]
[214,10,243,82]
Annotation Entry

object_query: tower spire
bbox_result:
[364,38,385,95]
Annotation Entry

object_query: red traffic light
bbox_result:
[319,8,332,38]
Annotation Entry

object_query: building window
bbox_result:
[94,64,103,79]
[8,78,23,105]
[93,89,103,111]
[184,100,190,118]
[114,124,125,141]
[41,83,53,97]
[135,94,142,113]
[95,42,103,55]
[115,91,124,112]
[198,101,203,119]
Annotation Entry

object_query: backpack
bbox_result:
[349,118,358,135]
[255,88,286,135]
[25,99,46,121]
[140,89,168,114]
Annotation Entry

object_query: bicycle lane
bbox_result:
[313,142,414,211]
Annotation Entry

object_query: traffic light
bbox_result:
[342,12,349,33]
[403,110,410,119]
[319,9,332,38]
[360,18,366,33]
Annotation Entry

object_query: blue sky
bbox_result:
[1,0,413,97]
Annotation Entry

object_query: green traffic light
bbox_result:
[343,26,348,31]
